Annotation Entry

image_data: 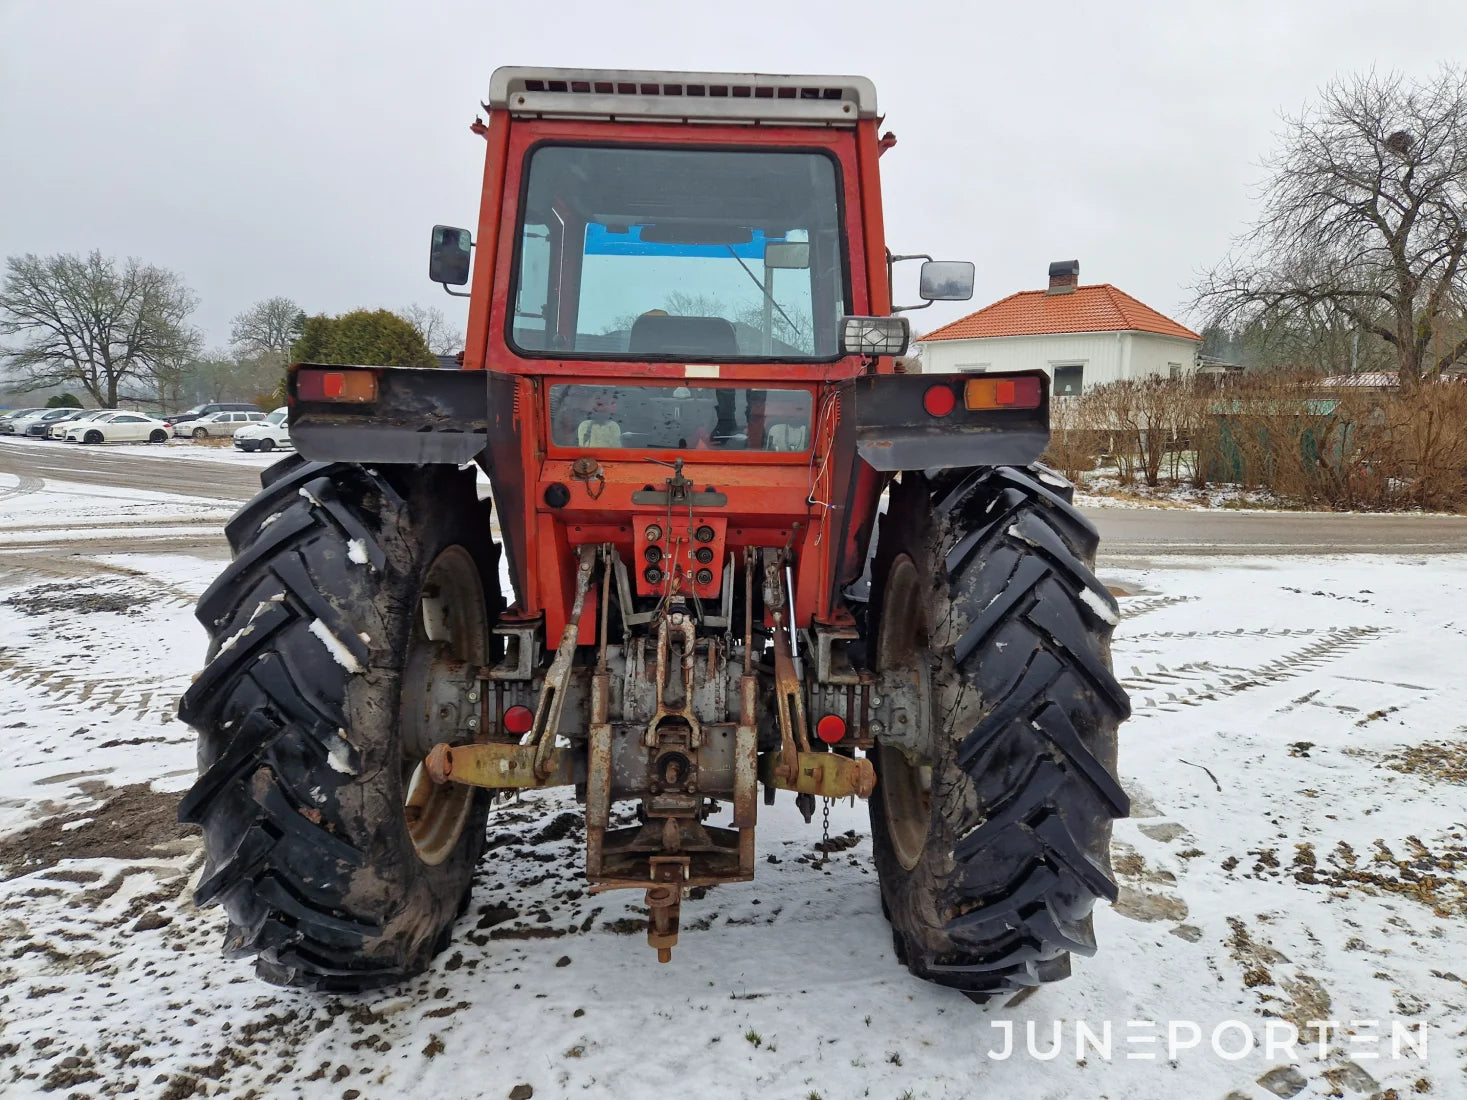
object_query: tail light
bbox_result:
[815,714,847,744]
[965,376,1042,411]
[922,384,956,417]
[503,705,534,735]
[297,368,378,403]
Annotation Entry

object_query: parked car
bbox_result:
[64,412,171,444]
[181,410,265,439]
[47,410,113,439]
[32,411,80,436]
[0,407,48,432]
[7,408,78,437]
[169,402,262,432]
[232,407,292,452]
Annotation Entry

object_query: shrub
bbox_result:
[1043,372,1467,512]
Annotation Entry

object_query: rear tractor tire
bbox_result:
[177,458,501,990]
[868,465,1130,1001]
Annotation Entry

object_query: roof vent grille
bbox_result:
[490,68,877,125]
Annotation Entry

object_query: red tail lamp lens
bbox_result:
[297,368,377,403]
[815,714,847,744]
[922,385,956,417]
[503,705,534,735]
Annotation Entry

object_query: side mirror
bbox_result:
[919,260,975,301]
[429,225,472,286]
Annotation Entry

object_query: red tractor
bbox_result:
[179,68,1129,998]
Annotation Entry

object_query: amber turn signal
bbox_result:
[297,368,378,403]
[964,375,1042,411]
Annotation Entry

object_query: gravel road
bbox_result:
[0,439,261,501]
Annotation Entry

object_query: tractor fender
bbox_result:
[289,363,490,466]
[849,371,1050,472]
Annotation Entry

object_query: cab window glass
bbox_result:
[548,385,813,451]
[512,146,847,361]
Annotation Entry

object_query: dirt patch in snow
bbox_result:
[1383,739,1467,785]
[1290,835,1467,919]
[0,783,196,881]
[2,582,153,617]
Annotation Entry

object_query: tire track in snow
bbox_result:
[1121,625,1385,715]
[1120,625,1331,642]
[1116,593,1197,622]
[0,470,44,501]
[0,646,187,722]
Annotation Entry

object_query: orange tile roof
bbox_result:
[918,284,1201,342]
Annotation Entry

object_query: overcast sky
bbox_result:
[2,0,1462,348]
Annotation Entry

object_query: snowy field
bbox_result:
[0,466,1465,1099]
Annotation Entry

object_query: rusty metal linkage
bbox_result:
[425,741,576,789]
[763,550,813,785]
[758,750,875,800]
[528,545,598,778]
[646,605,701,748]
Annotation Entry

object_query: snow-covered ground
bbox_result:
[1,470,1464,1099]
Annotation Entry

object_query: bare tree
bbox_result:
[400,303,464,357]
[146,352,204,413]
[230,296,303,358]
[0,251,201,407]
[1196,67,1467,387]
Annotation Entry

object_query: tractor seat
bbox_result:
[628,314,738,357]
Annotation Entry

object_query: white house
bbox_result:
[915,261,1201,395]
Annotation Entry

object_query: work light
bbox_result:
[839,315,910,357]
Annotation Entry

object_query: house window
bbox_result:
[1168,362,1182,379]
[955,363,990,373]
[1053,364,1084,396]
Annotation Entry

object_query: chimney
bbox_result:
[1046,259,1079,295]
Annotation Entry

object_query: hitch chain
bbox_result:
[816,797,832,868]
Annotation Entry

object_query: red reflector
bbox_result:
[323,372,345,398]
[503,705,534,735]
[922,385,956,417]
[815,714,847,744]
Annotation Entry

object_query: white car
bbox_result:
[22,409,90,437]
[180,410,265,439]
[0,408,49,434]
[65,411,171,444]
[233,407,292,452]
[4,408,73,436]
[47,409,112,439]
